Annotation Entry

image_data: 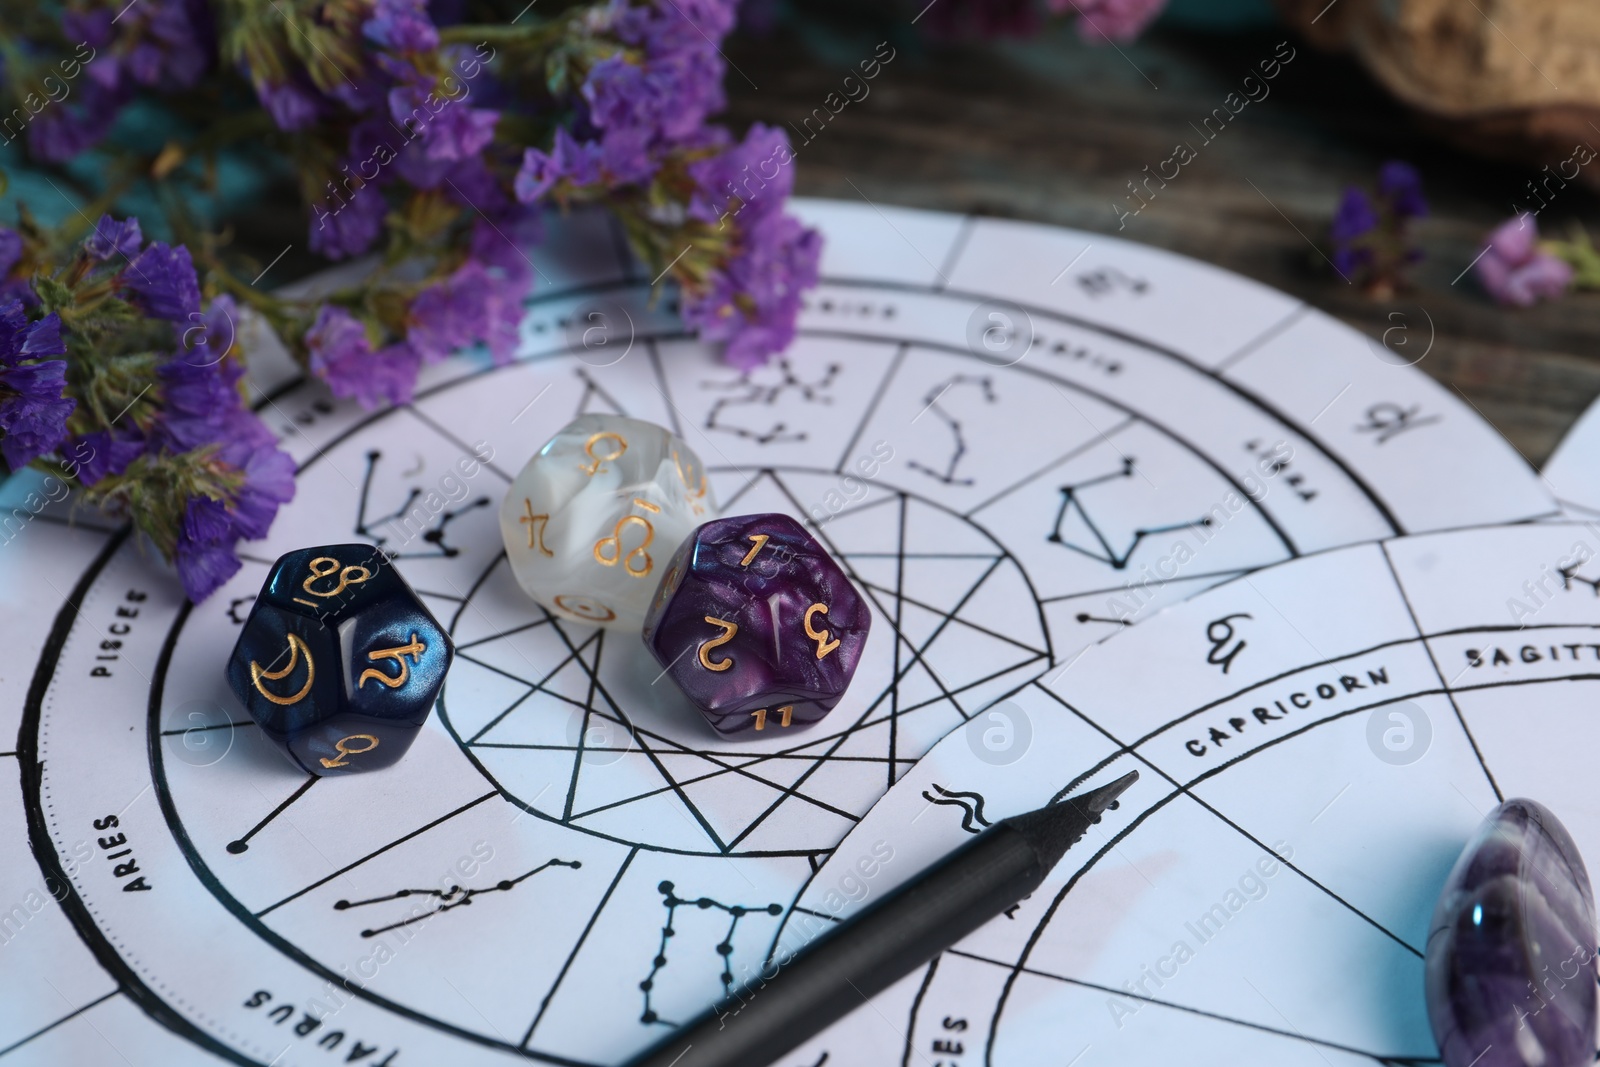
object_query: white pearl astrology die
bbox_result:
[499,414,715,630]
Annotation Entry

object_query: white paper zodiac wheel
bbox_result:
[0,200,1555,1066]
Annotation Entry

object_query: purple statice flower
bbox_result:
[0,227,27,307]
[1475,215,1574,308]
[174,496,242,600]
[406,267,481,365]
[26,83,122,164]
[219,440,296,541]
[121,241,202,322]
[676,125,819,369]
[579,51,722,177]
[1054,0,1169,43]
[62,11,115,76]
[255,78,322,131]
[306,305,420,409]
[388,84,499,162]
[470,214,539,287]
[124,0,213,90]
[406,259,530,366]
[580,55,703,145]
[683,209,821,370]
[686,122,787,226]
[514,129,606,203]
[461,216,539,362]
[182,292,238,369]
[0,301,75,468]
[555,1,737,189]
[1378,160,1429,220]
[439,156,511,215]
[63,429,145,486]
[479,273,528,364]
[308,182,388,261]
[84,214,143,262]
[364,0,441,53]
[171,427,296,601]
[156,296,247,451]
[1330,187,1379,278]
[0,228,22,277]
[612,0,738,55]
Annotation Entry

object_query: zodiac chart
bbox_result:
[0,201,1559,1065]
[785,523,1600,1067]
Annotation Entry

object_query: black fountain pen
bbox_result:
[622,770,1140,1067]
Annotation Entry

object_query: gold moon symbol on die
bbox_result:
[553,594,617,623]
[250,633,316,706]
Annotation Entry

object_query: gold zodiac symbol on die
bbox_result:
[594,500,657,578]
[520,498,553,557]
[320,733,380,769]
[553,594,617,623]
[578,431,627,476]
[804,603,841,660]
[673,449,709,514]
[292,556,372,608]
[358,634,427,689]
[250,633,316,706]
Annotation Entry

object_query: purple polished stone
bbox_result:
[642,513,870,737]
[1425,798,1598,1067]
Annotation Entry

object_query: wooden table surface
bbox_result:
[723,18,1600,469]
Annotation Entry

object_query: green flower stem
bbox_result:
[438,22,558,45]
[1546,229,1600,291]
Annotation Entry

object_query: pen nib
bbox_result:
[1004,769,1140,873]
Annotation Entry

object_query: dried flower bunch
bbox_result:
[1328,161,1429,299]
[0,0,821,600]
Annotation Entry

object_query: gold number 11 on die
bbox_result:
[751,706,794,730]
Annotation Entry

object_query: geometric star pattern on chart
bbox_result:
[438,469,1051,858]
[958,687,1461,1065]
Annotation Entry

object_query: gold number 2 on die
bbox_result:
[698,617,738,671]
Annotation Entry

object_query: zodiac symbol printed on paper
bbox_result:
[1205,613,1251,674]
[921,783,993,835]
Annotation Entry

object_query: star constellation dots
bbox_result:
[1046,458,1212,569]
[332,859,582,938]
[702,360,841,445]
[907,375,996,487]
[638,881,783,1026]
[355,449,491,559]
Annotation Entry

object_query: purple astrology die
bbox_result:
[642,513,870,737]
[1425,798,1597,1067]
